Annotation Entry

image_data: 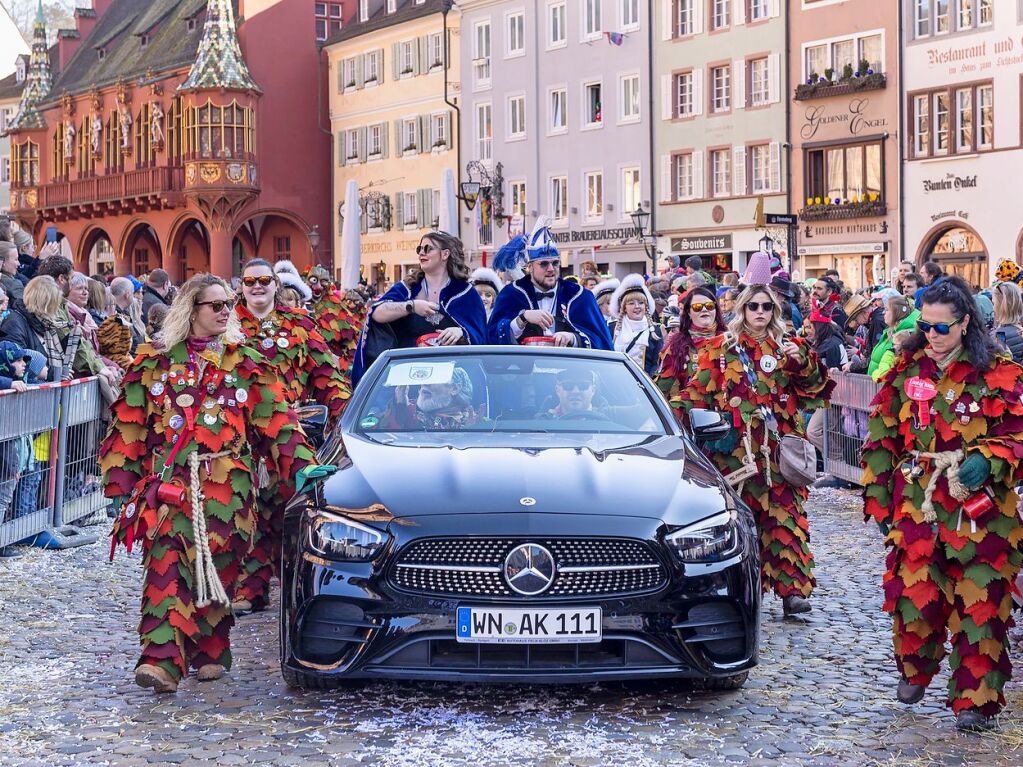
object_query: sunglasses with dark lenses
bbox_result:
[535,260,560,270]
[416,244,437,255]
[559,381,593,391]
[690,301,716,312]
[916,317,963,335]
[241,275,274,287]
[197,299,236,313]
[746,301,775,313]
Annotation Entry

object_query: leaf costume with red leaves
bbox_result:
[655,330,717,418]
[310,287,363,376]
[862,348,1023,716]
[681,333,834,599]
[100,340,317,682]
[233,302,351,609]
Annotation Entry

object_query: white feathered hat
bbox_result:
[592,278,620,303]
[471,267,503,295]
[273,259,301,277]
[273,260,312,301]
[610,273,655,319]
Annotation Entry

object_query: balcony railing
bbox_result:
[795,72,887,101]
[799,198,887,221]
[32,166,185,212]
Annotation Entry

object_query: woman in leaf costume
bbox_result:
[305,264,363,375]
[656,285,726,412]
[100,274,318,693]
[680,285,833,616]
[861,276,1023,731]
[232,259,350,613]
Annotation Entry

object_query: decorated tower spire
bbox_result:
[10,0,53,130]
[179,0,261,93]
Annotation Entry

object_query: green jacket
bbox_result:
[868,309,919,379]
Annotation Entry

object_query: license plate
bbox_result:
[456,606,602,644]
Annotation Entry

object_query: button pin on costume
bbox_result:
[862,275,1023,732]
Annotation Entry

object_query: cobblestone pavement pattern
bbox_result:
[2,487,1023,767]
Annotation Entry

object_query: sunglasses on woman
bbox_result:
[690,301,716,312]
[916,317,963,335]
[745,301,775,313]
[241,275,274,287]
[196,299,236,313]
[416,244,437,255]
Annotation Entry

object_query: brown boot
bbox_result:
[135,664,178,693]
[197,664,225,682]
[896,677,926,704]
[782,595,812,616]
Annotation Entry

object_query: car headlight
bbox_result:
[665,510,741,562]
[306,509,388,561]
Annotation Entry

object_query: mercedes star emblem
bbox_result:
[504,543,556,596]
[519,497,536,506]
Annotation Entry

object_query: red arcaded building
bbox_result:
[6,0,354,280]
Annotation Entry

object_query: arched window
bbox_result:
[185,99,255,161]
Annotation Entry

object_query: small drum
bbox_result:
[520,336,555,347]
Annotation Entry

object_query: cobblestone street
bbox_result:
[1,487,1021,767]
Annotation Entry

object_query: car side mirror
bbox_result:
[689,408,731,444]
[296,404,329,449]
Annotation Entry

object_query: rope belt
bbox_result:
[188,449,234,609]
[911,449,970,523]
[723,410,774,495]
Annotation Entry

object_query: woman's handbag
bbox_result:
[778,433,817,488]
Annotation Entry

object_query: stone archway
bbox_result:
[167,217,211,281]
[77,225,115,277]
[118,221,163,277]
[235,209,316,270]
[915,221,988,289]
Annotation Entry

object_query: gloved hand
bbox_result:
[704,427,739,455]
[959,453,991,490]
[296,464,338,495]
[877,521,890,537]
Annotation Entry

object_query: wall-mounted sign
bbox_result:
[922,174,978,193]
[670,234,733,253]
[765,213,797,226]
[550,227,641,244]
[798,242,888,256]
[801,98,889,141]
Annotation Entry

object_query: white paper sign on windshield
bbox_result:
[384,361,456,387]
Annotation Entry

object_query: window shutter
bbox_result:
[733,146,747,197]
[767,53,780,104]
[392,43,400,79]
[733,60,745,110]
[355,54,365,89]
[381,122,389,159]
[377,49,386,84]
[660,154,672,202]
[734,0,745,25]
[444,111,453,149]
[395,192,405,228]
[769,141,781,192]
[693,150,705,198]
[336,62,344,94]
[661,0,673,41]
[412,38,422,75]
[692,68,704,116]
[423,188,434,227]
[394,119,402,153]
[661,74,673,120]
[769,0,780,18]
[418,115,429,153]
[357,126,367,163]
[692,0,705,35]
[338,132,345,166]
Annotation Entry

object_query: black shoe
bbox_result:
[782,595,811,616]
[0,546,23,559]
[896,677,926,704]
[956,710,995,732]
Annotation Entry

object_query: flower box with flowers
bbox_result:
[795,64,887,101]
[799,194,887,221]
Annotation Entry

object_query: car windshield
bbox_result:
[355,353,667,435]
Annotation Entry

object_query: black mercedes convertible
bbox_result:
[280,346,760,688]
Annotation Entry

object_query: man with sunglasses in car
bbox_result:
[488,217,612,350]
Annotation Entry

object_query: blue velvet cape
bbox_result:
[487,275,613,350]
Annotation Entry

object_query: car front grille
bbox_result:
[390,538,668,599]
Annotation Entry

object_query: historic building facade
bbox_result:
[789,0,900,290]
[0,56,28,216]
[6,0,350,279]
[457,0,652,277]
[654,0,787,279]
[902,0,1020,286]
[324,0,458,291]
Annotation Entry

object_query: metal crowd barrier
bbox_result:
[821,372,881,485]
[0,376,108,549]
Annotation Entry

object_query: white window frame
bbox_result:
[934,91,950,156]
[506,10,526,58]
[750,144,771,193]
[548,85,568,135]
[475,101,493,162]
[473,20,492,90]
[368,124,382,157]
[977,84,993,150]
[346,129,359,161]
[403,119,418,153]
[955,87,973,153]
[399,40,415,77]
[800,29,886,83]
[507,93,527,140]
[675,153,694,201]
[343,57,357,90]
[403,191,418,228]
[0,156,10,185]
[620,166,641,220]
[619,73,641,124]
[676,71,693,117]
[431,113,447,149]
[364,51,380,85]
[582,79,603,129]
[582,0,602,41]
[387,0,396,12]
[550,175,569,223]
[678,0,695,36]
[548,1,567,49]
[710,65,731,113]
[913,94,930,158]
[510,180,527,217]
[749,0,769,22]
[711,0,730,30]
[584,170,604,222]
[428,33,444,70]
[359,0,368,23]
[620,0,640,31]
[749,58,769,106]
[711,148,731,198]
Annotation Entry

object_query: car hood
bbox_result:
[320,433,730,528]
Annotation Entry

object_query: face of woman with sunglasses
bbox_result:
[688,297,717,330]
[241,264,277,315]
[919,301,968,356]
[743,291,775,333]
[417,237,448,274]
[191,285,233,337]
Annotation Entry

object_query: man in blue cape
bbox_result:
[487,218,612,350]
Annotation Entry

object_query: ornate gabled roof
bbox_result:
[179,0,260,94]
[10,0,52,131]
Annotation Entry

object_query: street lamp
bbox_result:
[630,206,657,273]
[759,232,775,255]
[308,225,320,257]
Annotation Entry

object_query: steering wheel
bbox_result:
[557,410,612,421]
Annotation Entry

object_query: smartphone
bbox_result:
[45,225,58,243]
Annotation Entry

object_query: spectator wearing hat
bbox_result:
[840,292,877,373]
[470,267,504,320]
[741,251,773,286]
[608,275,664,378]
[591,278,620,322]
[141,269,172,323]
[867,296,919,380]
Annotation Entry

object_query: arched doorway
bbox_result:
[235,210,315,270]
[78,226,115,277]
[917,223,988,289]
[168,217,212,280]
[120,222,163,277]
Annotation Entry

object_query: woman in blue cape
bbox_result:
[352,231,487,387]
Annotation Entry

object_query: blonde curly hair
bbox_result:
[156,274,242,351]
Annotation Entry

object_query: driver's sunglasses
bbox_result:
[535,260,559,270]
[196,299,235,313]
[416,244,437,255]
[690,301,716,312]
[559,381,593,391]
[746,301,775,313]
[917,317,963,335]
[242,275,274,287]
